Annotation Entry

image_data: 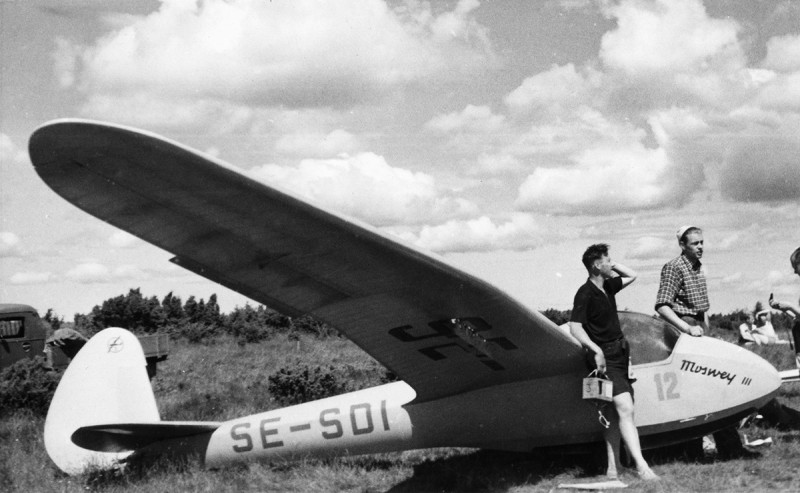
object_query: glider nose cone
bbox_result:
[636,335,781,436]
[680,336,780,410]
[735,345,781,406]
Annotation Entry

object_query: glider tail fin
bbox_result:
[44,327,161,475]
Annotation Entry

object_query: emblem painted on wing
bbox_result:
[107,336,124,353]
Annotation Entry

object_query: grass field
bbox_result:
[3,329,800,492]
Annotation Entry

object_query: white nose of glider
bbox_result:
[671,335,777,420]
[677,335,780,404]
[634,334,780,431]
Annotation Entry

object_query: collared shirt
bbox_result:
[570,276,624,344]
[655,254,709,316]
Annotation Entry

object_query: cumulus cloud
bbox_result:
[504,63,603,115]
[402,214,544,253]
[65,262,148,283]
[0,232,22,258]
[490,0,800,215]
[275,129,361,158]
[249,152,478,226]
[600,0,741,79]
[602,0,735,69]
[108,230,139,248]
[716,232,741,251]
[41,0,800,233]
[54,37,81,88]
[112,264,149,280]
[425,105,506,133]
[720,272,742,284]
[647,107,709,145]
[60,0,493,126]
[751,269,798,298]
[471,153,524,176]
[66,262,110,283]
[515,142,684,214]
[0,133,27,166]
[626,236,673,260]
[9,272,53,285]
[762,34,800,72]
[457,32,747,212]
[79,94,258,132]
[755,72,800,111]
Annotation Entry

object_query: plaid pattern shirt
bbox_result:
[655,254,709,316]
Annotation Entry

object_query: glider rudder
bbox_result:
[44,327,160,475]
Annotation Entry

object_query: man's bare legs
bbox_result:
[602,411,622,478]
[606,392,659,480]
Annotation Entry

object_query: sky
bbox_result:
[1,0,800,321]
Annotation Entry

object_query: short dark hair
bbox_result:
[791,247,800,268]
[582,243,609,272]
[679,227,702,244]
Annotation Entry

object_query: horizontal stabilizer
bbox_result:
[780,368,800,383]
[73,422,222,453]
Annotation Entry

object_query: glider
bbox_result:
[28,119,780,474]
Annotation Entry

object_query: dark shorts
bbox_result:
[793,320,800,353]
[586,338,634,399]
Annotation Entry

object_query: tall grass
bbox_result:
[153,333,389,421]
[4,330,800,492]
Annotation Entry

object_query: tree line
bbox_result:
[65,288,337,343]
[541,306,796,337]
[52,288,794,345]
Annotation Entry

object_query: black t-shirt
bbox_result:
[570,276,624,344]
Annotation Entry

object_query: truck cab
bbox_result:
[0,304,46,370]
[0,303,168,377]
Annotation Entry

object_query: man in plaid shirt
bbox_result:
[655,225,708,337]
[656,225,755,458]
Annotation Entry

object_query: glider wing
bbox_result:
[30,120,583,402]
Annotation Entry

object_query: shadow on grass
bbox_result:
[78,454,202,490]
[386,440,731,492]
[386,448,607,492]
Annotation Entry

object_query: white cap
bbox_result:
[676,225,697,242]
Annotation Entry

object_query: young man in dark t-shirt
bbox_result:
[569,244,658,481]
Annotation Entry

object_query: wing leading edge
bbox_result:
[29,119,584,402]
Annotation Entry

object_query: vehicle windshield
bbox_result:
[619,311,682,365]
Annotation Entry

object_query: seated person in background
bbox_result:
[752,308,788,344]
[741,302,789,346]
[738,314,758,345]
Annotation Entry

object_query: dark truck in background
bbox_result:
[0,303,168,377]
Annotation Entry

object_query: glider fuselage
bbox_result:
[196,327,778,467]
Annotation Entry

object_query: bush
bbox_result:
[0,357,61,416]
[172,322,219,344]
[89,288,166,335]
[224,304,282,342]
[233,321,272,344]
[268,363,349,406]
[541,308,571,325]
[291,315,339,338]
